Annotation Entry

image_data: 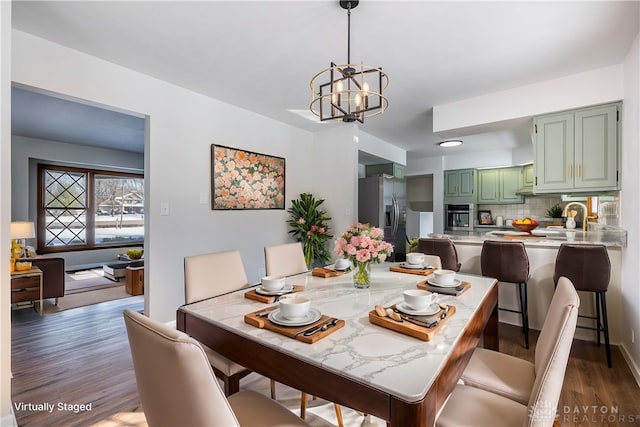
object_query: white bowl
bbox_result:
[406,253,425,266]
[433,269,456,285]
[334,258,351,270]
[278,297,311,319]
[403,289,435,311]
[261,275,286,291]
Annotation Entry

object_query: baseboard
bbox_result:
[619,343,640,388]
[0,405,18,427]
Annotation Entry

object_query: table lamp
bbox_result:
[11,221,35,259]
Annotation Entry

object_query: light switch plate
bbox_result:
[160,202,170,216]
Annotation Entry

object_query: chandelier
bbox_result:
[310,1,388,123]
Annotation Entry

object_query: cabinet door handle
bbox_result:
[568,164,573,177]
[577,164,581,177]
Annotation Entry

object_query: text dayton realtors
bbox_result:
[14,401,92,414]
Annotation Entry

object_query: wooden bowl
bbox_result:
[512,222,539,233]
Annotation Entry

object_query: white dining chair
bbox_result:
[123,309,309,427]
[436,276,579,427]
[264,243,343,427]
[184,250,257,396]
[423,254,442,269]
[264,242,309,277]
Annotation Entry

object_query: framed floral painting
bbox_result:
[211,145,286,210]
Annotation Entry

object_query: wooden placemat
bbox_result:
[244,308,345,344]
[389,265,437,276]
[312,267,349,278]
[244,285,305,303]
[368,305,456,341]
[417,280,471,296]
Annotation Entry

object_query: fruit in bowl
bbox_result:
[512,218,539,233]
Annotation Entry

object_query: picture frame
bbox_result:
[479,210,493,225]
[211,144,285,210]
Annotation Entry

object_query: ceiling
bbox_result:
[10,1,639,159]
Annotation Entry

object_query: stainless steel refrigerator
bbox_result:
[358,176,407,262]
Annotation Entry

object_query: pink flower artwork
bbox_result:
[212,145,285,210]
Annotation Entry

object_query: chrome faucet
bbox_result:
[562,202,588,232]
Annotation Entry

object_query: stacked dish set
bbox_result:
[420,269,471,296]
[244,276,344,343]
[400,252,432,270]
[368,287,456,341]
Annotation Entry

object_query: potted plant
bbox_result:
[287,193,333,268]
[546,204,564,225]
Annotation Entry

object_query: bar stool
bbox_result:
[417,238,461,272]
[481,240,530,349]
[553,243,612,368]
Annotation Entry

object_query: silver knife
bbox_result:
[396,312,439,328]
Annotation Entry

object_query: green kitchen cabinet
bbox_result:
[477,167,523,204]
[365,163,405,179]
[444,168,475,203]
[534,103,619,193]
[519,163,534,194]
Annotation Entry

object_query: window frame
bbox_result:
[37,163,144,254]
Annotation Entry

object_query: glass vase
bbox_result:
[353,262,371,289]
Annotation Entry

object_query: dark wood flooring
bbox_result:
[10,298,640,426]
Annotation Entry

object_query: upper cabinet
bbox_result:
[534,103,620,194]
[365,163,405,180]
[444,168,475,203]
[477,166,524,204]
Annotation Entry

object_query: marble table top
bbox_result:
[181,263,497,402]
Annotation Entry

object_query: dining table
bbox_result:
[177,263,498,427]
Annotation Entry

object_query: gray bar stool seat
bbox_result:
[553,243,612,368]
[417,238,461,272]
[481,240,531,349]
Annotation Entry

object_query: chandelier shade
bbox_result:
[309,1,388,123]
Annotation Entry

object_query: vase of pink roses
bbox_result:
[334,223,394,288]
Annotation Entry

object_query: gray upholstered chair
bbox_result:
[184,250,253,396]
[481,240,531,348]
[553,243,612,367]
[123,309,309,427]
[437,276,579,427]
[417,238,461,272]
[264,243,343,427]
[264,242,308,278]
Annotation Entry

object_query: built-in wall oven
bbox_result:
[445,203,474,232]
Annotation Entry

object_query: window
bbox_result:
[38,164,144,253]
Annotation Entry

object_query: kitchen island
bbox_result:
[441,226,626,344]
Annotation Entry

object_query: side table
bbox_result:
[11,267,43,315]
[125,265,144,296]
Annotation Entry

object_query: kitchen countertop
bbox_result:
[439,225,627,248]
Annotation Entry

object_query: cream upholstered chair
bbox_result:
[423,254,442,270]
[184,250,253,396]
[264,243,343,427]
[436,277,579,427]
[264,242,309,278]
[123,310,309,427]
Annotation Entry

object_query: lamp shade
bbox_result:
[11,221,35,239]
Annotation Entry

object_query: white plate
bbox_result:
[255,284,294,296]
[268,308,322,326]
[426,278,461,288]
[400,263,426,270]
[396,302,440,316]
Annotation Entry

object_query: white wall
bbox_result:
[312,125,359,255]
[620,32,640,382]
[11,30,315,323]
[406,155,445,233]
[0,2,12,424]
[433,65,624,134]
[357,130,406,166]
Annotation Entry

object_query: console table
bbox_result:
[11,267,43,315]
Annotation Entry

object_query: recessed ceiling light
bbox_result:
[438,140,463,148]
